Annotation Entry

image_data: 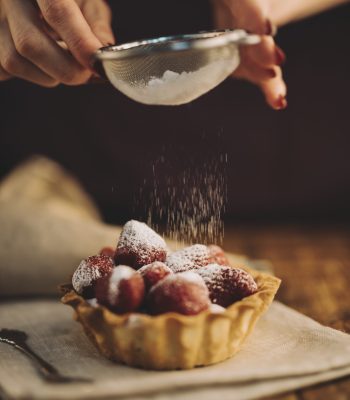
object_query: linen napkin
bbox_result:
[0,156,349,400]
[0,299,349,400]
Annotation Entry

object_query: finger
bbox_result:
[243,36,280,68]
[0,20,59,87]
[234,57,278,83]
[234,60,286,109]
[260,72,287,110]
[81,0,115,46]
[37,0,103,68]
[4,0,92,85]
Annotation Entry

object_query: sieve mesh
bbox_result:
[96,30,259,105]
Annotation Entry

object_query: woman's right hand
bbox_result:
[0,0,114,87]
[212,0,287,110]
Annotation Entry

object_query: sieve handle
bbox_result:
[224,30,261,46]
[90,56,108,82]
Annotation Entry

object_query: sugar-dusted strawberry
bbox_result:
[95,265,145,313]
[166,244,210,273]
[147,271,210,315]
[138,262,173,292]
[207,245,230,266]
[72,255,114,298]
[99,247,115,258]
[195,264,257,307]
[114,220,167,269]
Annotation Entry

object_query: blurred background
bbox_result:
[1,0,350,226]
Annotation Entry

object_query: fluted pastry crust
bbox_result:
[62,262,280,370]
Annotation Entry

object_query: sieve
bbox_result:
[94,29,260,106]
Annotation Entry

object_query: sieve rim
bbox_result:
[95,29,259,61]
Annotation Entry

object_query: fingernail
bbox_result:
[275,95,288,110]
[275,46,286,65]
[267,68,277,78]
[102,42,114,47]
[265,19,277,36]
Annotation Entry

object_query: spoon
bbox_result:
[0,328,91,384]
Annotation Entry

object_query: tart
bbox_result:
[62,220,280,370]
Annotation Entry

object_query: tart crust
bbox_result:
[61,261,280,370]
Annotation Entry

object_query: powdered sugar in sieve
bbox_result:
[107,58,239,106]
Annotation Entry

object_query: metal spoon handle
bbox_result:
[0,329,92,383]
[13,342,61,380]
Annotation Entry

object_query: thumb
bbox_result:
[82,0,115,46]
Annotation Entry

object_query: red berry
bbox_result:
[166,244,211,273]
[138,262,173,292]
[147,272,211,315]
[72,255,114,298]
[114,220,167,269]
[207,245,230,266]
[95,265,145,313]
[99,247,115,258]
[195,264,258,307]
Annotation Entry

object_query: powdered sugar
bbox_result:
[87,298,99,308]
[107,59,237,106]
[72,255,113,295]
[116,220,167,267]
[166,244,210,273]
[195,263,226,281]
[195,264,252,286]
[177,271,207,285]
[148,270,210,315]
[118,220,166,250]
[135,152,228,246]
[72,259,100,294]
[151,270,207,293]
[138,262,170,276]
[108,266,135,304]
[209,303,226,313]
[195,263,258,306]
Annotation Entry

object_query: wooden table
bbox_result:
[223,223,350,400]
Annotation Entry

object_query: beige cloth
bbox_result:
[0,299,350,400]
[0,157,349,399]
[0,157,120,296]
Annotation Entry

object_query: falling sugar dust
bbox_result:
[134,147,228,246]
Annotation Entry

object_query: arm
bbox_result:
[270,0,350,27]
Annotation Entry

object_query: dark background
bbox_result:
[0,1,349,225]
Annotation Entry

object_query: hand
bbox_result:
[0,0,114,87]
[212,0,287,110]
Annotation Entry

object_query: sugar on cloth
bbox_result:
[0,299,349,400]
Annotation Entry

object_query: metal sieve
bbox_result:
[94,29,260,106]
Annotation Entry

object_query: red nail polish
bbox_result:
[275,95,288,110]
[275,46,286,65]
[265,19,277,36]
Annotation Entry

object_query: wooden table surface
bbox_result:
[223,223,350,400]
